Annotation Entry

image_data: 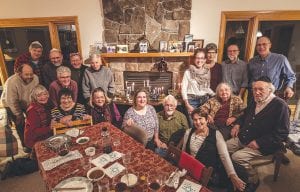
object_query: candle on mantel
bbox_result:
[147,80,149,87]
[125,81,128,88]
[143,80,145,87]
[132,82,135,92]
[174,83,176,90]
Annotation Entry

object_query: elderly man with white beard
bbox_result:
[156,95,189,157]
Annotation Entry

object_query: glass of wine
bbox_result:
[58,143,69,156]
[147,175,161,192]
[122,152,132,185]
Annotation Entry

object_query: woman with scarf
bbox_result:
[181,48,215,126]
[88,87,122,128]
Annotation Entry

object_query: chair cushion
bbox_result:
[0,125,18,157]
[179,151,204,180]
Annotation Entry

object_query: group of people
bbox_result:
[0,36,296,191]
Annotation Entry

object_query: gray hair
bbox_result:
[30,85,48,103]
[49,48,62,56]
[162,95,178,107]
[29,41,43,50]
[252,81,275,93]
[90,54,101,60]
[56,66,71,76]
[215,83,233,97]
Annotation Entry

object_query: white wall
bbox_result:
[0,0,103,60]
[191,0,300,46]
[1,0,300,59]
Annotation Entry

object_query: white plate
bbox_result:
[65,128,80,137]
[53,176,92,192]
[120,173,138,187]
[45,134,71,151]
[76,137,90,145]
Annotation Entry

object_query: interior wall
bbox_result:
[0,0,103,60]
[191,0,300,47]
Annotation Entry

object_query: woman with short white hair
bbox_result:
[24,85,53,150]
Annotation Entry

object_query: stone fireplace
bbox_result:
[102,0,192,50]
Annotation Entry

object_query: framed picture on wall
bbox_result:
[159,41,168,52]
[107,45,116,53]
[116,45,129,53]
[193,39,204,49]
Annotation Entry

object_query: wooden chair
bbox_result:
[52,118,92,135]
[166,143,213,187]
[123,125,148,146]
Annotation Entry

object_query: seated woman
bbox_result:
[200,82,245,140]
[51,88,89,127]
[182,108,246,191]
[24,85,53,150]
[122,88,164,150]
[88,87,122,128]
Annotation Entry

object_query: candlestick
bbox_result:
[132,82,135,92]
[125,81,128,88]
[174,83,176,90]
[143,80,145,87]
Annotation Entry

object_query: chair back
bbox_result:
[166,143,213,187]
[52,118,92,135]
[124,125,148,146]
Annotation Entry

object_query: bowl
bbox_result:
[85,147,96,156]
[87,167,105,181]
[120,173,138,187]
[76,137,90,145]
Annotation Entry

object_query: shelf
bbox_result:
[100,52,193,58]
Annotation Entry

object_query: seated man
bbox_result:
[226,76,290,190]
[156,95,189,156]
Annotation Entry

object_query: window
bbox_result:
[0,16,82,87]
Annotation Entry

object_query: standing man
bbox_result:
[42,48,65,89]
[222,44,248,98]
[226,76,290,191]
[248,36,296,101]
[1,64,39,152]
[205,43,222,92]
[14,41,44,84]
[69,53,87,104]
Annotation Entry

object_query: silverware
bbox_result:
[53,187,85,191]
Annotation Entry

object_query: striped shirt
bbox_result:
[51,103,87,121]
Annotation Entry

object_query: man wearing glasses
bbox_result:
[248,36,296,101]
[222,44,248,98]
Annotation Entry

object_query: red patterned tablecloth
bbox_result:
[35,122,211,192]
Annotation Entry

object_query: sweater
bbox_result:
[82,66,115,99]
[1,74,39,117]
[48,80,78,106]
[24,102,52,148]
[237,97,290,155]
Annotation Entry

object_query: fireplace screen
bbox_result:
[123,71,172,94]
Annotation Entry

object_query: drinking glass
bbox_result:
[113,137,121,149]
[147,175,161,192]
[57,143,69,156]
[97,178,110,192]
[122,152,132,184]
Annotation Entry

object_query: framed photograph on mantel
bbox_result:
[193,39,204,49]
[116,45,129,53]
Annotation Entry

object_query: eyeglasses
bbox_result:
[70,52,81,58]
[207,51,216,54]
[227,50,239,53]
[256,43,270,47]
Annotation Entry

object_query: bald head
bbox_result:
[19,64,34,84]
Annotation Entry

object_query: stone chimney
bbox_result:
[102,0,192,51]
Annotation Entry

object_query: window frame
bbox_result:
[0,16,82,84]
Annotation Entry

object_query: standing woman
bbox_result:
[24,85,53,150]
[122,88,164,150]
[181,48,214,125]
[88,87,122,128]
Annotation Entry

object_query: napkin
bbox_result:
[166,169,187,189]
[91,151,123,167]
[104,162,125,178]
[176,179,202,192]
[178,151,204,180]
[41,150,83,171]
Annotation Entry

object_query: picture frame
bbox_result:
[159,41,168,52]
[193,39,204,49]
[139,41,148,53]
[188,44,195,52]
[107,45,116,53]
[168,41,183,52]
[184,34,193,43]
[116,45,129,53]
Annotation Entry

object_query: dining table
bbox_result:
[34,122,212,192]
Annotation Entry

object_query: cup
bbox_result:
[113,137,121,148]
[147,175,161,191]
[85,147,96,157]
[115,182,128,192]
[97,178,110,192]
[57,143,69,156]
